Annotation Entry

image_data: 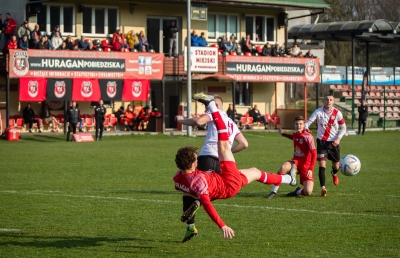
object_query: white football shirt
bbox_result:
[305,107,346,141]
[199,110,241,158]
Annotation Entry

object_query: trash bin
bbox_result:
[5,128,20,141]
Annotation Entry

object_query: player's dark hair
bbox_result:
[175,146,198,170]
[294,116,304,122]
[323,93,334,99]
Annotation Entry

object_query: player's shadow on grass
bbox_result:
[0,234,158,250]
[20,134,65,142]
[94,189,176,195]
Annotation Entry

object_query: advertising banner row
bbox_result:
[10,49,321,83]
[321,66,400,85]
[19,78,150,102]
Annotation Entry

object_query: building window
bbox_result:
[37,4,75,35]
[245,15,275,43]
[234,82,251,106]
[207,14,239,40]
[82,6,119,36]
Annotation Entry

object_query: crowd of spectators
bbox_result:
[1,15,154,54]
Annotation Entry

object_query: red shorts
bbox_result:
[219,161,248,198]
[291,159,314,185]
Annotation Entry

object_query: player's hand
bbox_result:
[333,138,340,146]
[306,170,313,179]
[278,128,284,135]
[221,225,235,239]
[175,115,183,121]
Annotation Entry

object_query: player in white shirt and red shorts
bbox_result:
[174,93,297,240]
[304,94,347,197]
[175,96,248,242]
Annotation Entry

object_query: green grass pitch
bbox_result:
[0,131,399,257]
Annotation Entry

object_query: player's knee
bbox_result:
[303,189,312,196]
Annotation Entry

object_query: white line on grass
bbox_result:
[0,229,21,232]
[1,190,399,219]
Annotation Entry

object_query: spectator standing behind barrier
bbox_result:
[191,30,199,46]
[250,104,268,129]
[271,43,282,56]
[30,24,40,48]
[3,35,17,53]
[65,101,79,141]
[94,100,106,141]
[17,21,31,40]
[167,20,178,57]
[126,30,140,51]
[262,43,272,56]
[358,100,368,135]
[23,103,42,133]
[3,13,17,43]
[198,32,208,47]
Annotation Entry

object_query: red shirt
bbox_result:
[282,130,316,171]
[173,169,228,228]
[3,18,17,35]
[3,39,18,53]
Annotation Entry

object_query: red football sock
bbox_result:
[210,110,229,141]
[258,171,283,185]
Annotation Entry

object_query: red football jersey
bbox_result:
[283,131,316,170]
[173,169,229,228]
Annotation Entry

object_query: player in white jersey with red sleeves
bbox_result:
[175,95,248,242]
[304,94,347,197]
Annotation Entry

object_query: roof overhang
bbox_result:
[185,73,236,82]
[288,19,400,44]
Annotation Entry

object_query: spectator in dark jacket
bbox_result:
[18,35,29,50]
[198,32,208,47]
[23,103,42,133]
[250,104,268,129]
[65,101,79,141]
[271,43,282,56]
[261,43,272,56]
[78,36,89,50]
[358,100,368,135]
[38,35,49,49]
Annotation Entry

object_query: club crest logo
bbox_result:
[81,81,93,98]
[305,60,318,81]
[12,51,29,76]
[132,81,142,98]
[54,81,66,98]
[28,80,39,98]
[299,138,303,144]
[106,81,117,98]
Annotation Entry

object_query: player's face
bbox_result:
[324,96,334,110]
[294,120,304,132]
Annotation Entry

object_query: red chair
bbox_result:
[103,117,110,130]
[256,45,262,53]
[244,52,252,56]
[15,117,25,131]
[229,51,237,56]
[240,117,247,129]
[9,118,16,128]
[246,117,254,129]
[85,118,94,131]
[109,117,118,131]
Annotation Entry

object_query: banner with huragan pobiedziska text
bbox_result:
[8,49,164,80]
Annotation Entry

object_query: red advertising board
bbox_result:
[8,49,164,80]
[73,133,94,142]
[19,77,47,102]
[225,56,320,83]
[122,79,150,101]
[72,78,101,102]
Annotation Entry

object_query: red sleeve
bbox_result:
[308,149,317,171]
[113,41,120,51]
[281,133,293,140]
[199,194,225,228]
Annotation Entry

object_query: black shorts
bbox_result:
[197,155,221,174]
[316,138,340,163]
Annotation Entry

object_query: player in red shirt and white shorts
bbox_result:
[174,93,297,239]
[305,94,347,197]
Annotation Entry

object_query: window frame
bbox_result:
[245,14,276,44]
[37,3,76,36]
[207,13,239,42]
[81,5,120,37]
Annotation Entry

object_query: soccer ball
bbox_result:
[339,154,361,176]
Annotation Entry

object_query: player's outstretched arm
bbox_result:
[279,128,293,140]
[175,114,211,127]
[199,194,231,237]
[232,133,248,153]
